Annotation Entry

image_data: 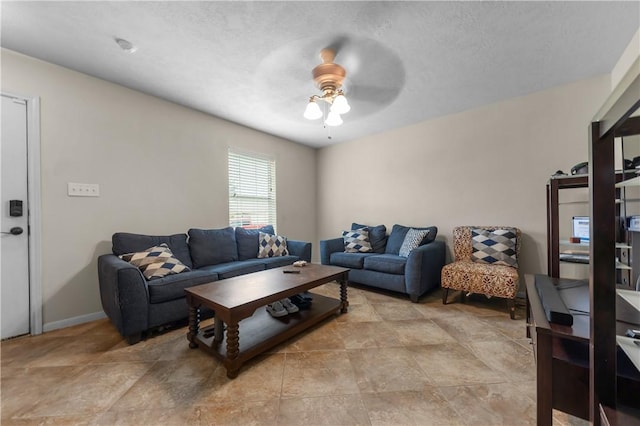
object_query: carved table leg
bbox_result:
[226,322,240,379]
[339,277,349,313]
[187,303,200,349]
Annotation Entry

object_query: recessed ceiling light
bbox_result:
[114,37,137,54]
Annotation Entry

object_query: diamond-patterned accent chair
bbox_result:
[441,226,521,319]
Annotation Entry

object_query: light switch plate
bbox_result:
[68,182,100,197]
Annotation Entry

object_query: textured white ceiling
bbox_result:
[2,1,639,148]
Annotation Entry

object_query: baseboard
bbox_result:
[42,311,107,333]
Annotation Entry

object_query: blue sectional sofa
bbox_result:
[320,223,445,302]
[97,225,311,343]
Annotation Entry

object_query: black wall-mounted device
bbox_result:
[9,200,23,217]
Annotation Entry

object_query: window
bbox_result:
[228,148,276,230]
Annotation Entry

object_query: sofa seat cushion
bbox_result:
[260,255,299,269]
[198,261,265,280]
[441,260,519,299]
[147,269,218,304]
[112,232,193,269]
[330,252,376,269]
[363,254,407,275]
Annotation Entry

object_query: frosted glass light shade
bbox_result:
[331,94,350,114]
[325,111,343,126]
[303,100,323,120]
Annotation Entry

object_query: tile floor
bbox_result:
[1,284,588,425]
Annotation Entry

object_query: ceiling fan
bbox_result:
[303,48,351,126]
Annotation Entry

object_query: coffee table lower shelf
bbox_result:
[191,294,341,377]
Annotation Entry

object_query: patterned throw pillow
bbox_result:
[119,243,191,280]
[343,228,373,253]
[471,228,518,267]
[399,228,430,257]
[258,232,289,258]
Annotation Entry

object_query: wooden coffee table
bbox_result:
[185,263,349,378]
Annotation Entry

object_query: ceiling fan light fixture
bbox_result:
[304,48,350,126]
[325,111,343,127]
[303,99,323,120]
[330,93,350,114]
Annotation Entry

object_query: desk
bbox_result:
[525,274,640,426]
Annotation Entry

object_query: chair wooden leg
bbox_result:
[508,298,516,319]
[442,288,449,305]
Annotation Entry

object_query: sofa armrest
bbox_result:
[405,240,446,302]
[97,254,150,339]
[320,237,344,265]
[286,240,312,262]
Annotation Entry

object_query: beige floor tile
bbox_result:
[360,288,408,304]
[9,362,154,419]
[552,409,590,425]
[2,414,95,425]
[466,339,536,381]
[431,313,507,343]
[362,389,464,426]
[336,302,383,323]
[391,319,457,346]
[337,321,404,349]
[197,399,281,426]
[278,395,370,426]
[93,406,202,426]
[283,320,345,352]
[438,382,536,425]
[410,343,505,386]
[281,351,359,398]
[349,347,430,393]
[371,302,426,321]
[478,314,529,340]
[197,353,285,404]
[1,365,87,420]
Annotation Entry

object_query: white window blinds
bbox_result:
[228,149,277,230]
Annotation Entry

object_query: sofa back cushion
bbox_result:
[188,227,238,268]
[385,224,438,255]
[235,225,275,260]
[112,232,192,269]
[351,223,387,253]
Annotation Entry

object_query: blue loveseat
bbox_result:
[97,225,311,343]
[320,223,445,302]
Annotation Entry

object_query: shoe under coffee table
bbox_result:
[185,263,349,378]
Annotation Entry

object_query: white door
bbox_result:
[1,94,30,339]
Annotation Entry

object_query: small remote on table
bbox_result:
[283,270,300,274]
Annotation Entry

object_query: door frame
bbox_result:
[2,91,42,336]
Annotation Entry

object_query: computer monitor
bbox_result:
[572,216,590,243]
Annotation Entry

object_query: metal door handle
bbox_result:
[1,227,23,235]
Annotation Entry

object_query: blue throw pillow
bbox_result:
[235,225,275,260]
[385,224,438,255]
[351,223,387,253]
[188,227,238,268]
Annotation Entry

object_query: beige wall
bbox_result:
[1,49,317,328]
[317,75,611,276]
